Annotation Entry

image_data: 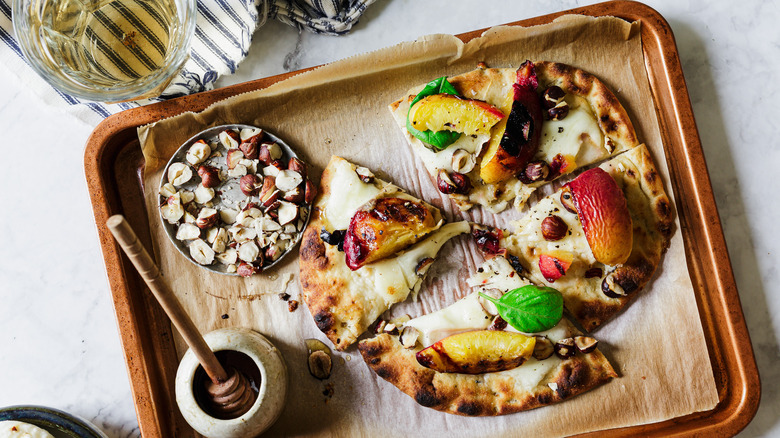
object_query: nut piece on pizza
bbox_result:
[501,144,675,331]
[299,156,470,350]
[390,61,639,212]
[359,256,617,416]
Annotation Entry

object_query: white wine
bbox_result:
[33,0,181,89]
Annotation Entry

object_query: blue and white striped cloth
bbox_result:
[0,0,375,125]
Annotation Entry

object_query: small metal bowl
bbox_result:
[158,124,312,276]
[0,405,108,438]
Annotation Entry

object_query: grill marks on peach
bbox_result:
[344,197,439,270]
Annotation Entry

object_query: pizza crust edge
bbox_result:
[359,333,617,416]
[299,159,369,350]
[535,61,639,155]
[571,144,675,329]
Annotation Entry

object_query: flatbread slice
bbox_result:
[299,156,469,350]
[390,62,639,212]
[502,144,674,330]
[359,256,616,416]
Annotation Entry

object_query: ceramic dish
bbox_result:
[158,124,312,276]
[0,405,108,438]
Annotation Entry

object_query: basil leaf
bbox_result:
[479,285,563,333]
[406,76,462,150]
[407,125,461,151]
[410,76,460,107]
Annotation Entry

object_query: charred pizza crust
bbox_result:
[503,144,674,330]
[359,330,616,416]
[389,62,639,212]
[299,217,366,350]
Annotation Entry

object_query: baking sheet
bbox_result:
[137,15,718,437]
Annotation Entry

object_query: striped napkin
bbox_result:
[0,0,375,125]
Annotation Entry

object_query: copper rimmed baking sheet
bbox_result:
[84,1,759,436]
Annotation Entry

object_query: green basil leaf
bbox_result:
[407,125,462,150]
[479,285,563,333]
[410,76,460,107]
[406,76,462,150]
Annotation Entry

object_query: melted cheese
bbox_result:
[500,320,572,388]
[466,256,530,292]
[406,293,492,346]
[510,195,595,261]
[416,134,490,175]
[505,317,573,340]
[405,255,575,343]
[501,356,562,389]
[323,158,382,230]
[408,256,532,347]
[538,98,605,167]
[351,221,470,315]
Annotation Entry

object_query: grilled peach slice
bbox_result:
[416,330,535,374]
[538,250,574,282]
[480,61,544,184]
[344,197,441,270]
[565,168,632,266]
[408,94,504,136]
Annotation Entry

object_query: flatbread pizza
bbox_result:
[297,61,675,418]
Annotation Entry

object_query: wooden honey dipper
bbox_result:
[106,215,256,419]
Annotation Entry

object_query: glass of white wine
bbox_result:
[13,0,196,101]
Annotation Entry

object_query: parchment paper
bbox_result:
[138,15,719,437]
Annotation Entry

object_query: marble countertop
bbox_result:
[0,0,777,436]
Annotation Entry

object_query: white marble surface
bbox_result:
[0,0,777,436]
